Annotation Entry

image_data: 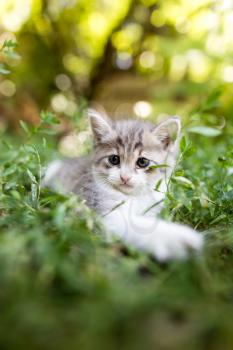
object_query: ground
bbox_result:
[1,2,233,349]
[0,104,233,350]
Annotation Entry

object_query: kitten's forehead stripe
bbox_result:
[116,136,123,147]
[134,141,143,150]
[138,129,143,141]
[95,119,163,166]
[111,121,147,159]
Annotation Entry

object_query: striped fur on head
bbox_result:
[88,109,181,195]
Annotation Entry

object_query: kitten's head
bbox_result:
[89,110,181,195]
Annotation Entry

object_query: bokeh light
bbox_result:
[51,94,68,113]
[0,80,16,97]
[0,0,232,127]
[139,51,156,69]
[0,0,32,31]
[116,52,133,70]
[222,66,233,83]
[55,74,72,91]
[133,101,152,118]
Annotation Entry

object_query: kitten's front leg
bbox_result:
[103,209,203,261]
[146,220,203,261]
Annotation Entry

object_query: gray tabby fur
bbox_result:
[43,110,203,261]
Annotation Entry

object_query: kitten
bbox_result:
[43,110,203,261]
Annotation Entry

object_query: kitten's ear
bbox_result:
[152,116,181,149]
[88,109,113,142]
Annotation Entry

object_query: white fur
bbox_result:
[44,114,203,261]
[103,194,203,261]
[95,116,203,261]
[42,160,62,189]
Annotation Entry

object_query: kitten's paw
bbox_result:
[151,223,203,262]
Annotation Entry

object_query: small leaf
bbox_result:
[19,120,29,134]
[3,164,17,176]
[2,139,13,149]
[201,86,223,112]
[38,129,57,135]
[172,176,194,189]
[4,181,17,190]
[10,190,21,200]
[187,126,222,137]
[184,143,196,157]
[218,156,227,162]
[180,136,187,153]
[175,170,184,176]
[167,193,173,201]
[24,145,37,154]
[154,179,163,191]
[40,111,60,124]
[210,214,226,225]
[3,40,18,49]
[27,169,37,184]
[0,64,10,75]
[199,194,210,208]
[31,183,38,205]
[42,138,47,148]
[202,100,220,111]
[150,164,170,170]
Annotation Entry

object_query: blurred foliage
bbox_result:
[0,0,233,129]
[1,1,233,349]
[1,101,233,350]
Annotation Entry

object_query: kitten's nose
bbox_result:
[120,175,131,184]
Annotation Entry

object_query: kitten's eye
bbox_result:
[108,154,120,166]
[136,157,150,168]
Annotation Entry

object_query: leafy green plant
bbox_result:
[1,91,233,350]
[0,40,20,75]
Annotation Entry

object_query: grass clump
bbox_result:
[0,107,233,350]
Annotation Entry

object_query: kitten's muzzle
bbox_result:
[120,175,132,185]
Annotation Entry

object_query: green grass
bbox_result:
[1,110,233,350]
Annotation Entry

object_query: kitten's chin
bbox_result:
[107,181,134,195]
[116,184,134,195]
[111,182,145,195]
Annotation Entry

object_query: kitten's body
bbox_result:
[44,111,203,261]
[45,156,164,215]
